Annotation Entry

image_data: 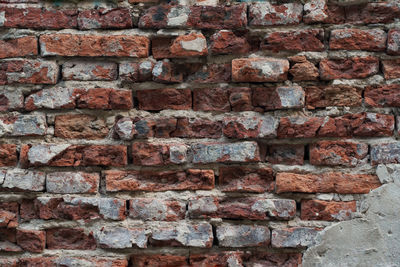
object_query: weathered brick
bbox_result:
[190,252,244,266]
[244,252,303,267]
[152,60,184,83]
[371,142,400,165]
[266,144,305,165]
[330,28,386,51]
[0,59,59,85]
[96,227,147,248]
[119,60,155,82]
[303,0,328,23]
[132,255,188,267]
[105,169,214,192]
[232,58,289,82]
[46,172,99,194]
[262,29,324,52]
[21,144,127,167]
[132,142,188,165]
[0,90,24,111]
[193,87,229,112]
[310,140,368,167]
[40,34,150,57]
[229,87,253,111]
[318,113,394,138]
[78,8,133,29]
[276,172,381,194]
[305,85,362,109]
[223,115,278,139]
[137,88,191,111]
[0,7,78,29]
[249,2,303,26]
[345,2,400,24]
[0,36,38,59]
[172,118,222,139]
[0,114,46,137]
[319,56,379,80]
[189,196,295,220]
[387,29,400,55]
[129,198,185,221]
[19,257,128,267]
[219,166,274,193]
[217,224,270,247]
[272,227,319,248]
[152,33,208,59]
[47,228,96,250]
[289,56,319,81]
[150,223,213,247]
[185,63,231,83]
[191,142,260,164]
[25,88,132,110]
[16,229,45,253]
[0,144,17,167]
[301,200,356,221]
[55,114,108,139]
[382,59,400,79]
[0,228,21,252]
[252,86,305,110]
[210,30,250,55]
[0,202,18,228]
[114,117,177,140]
[1,169,45,192]
[62,61,117,81]
[277,116,324,139]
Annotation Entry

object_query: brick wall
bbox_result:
[0,0,399,265]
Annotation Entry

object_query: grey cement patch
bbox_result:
[303,164,400,267]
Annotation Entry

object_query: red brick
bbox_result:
[345,2,400,24]
[131,255,188,267]
[217,224,270,247]
[0,36,38,59]
[40,34,150,57]
[0,144,17,167]
[301,200,356,221]
[210,30,250,55]
[262,29,324,52]
[193,87,230,112]
[0,59,58,85]
[252,86,305,110]
[303,0,328,24]
[382,59,400,79]
[172,118,222,139]
[190,252,244,267]
[229,87,253,111]
[365,84,400,107]
[16,229,45,252]
[0,228,21,252]
[305,85,362,109]
[129,198,185,221]
[185,63,231,83]
[0,91,24,111]
[77,88,132,110]
[21,144,127,168]
[105,169,214,192]
[55,114,108,139]
[114,117,177,140]
[189,196,296,220]
[276,172,381,194]
[152,33,207,59]
[0,114,47,137]
[318,113,394,138]
[223,115,277,139]
[249,2,303,26]
[387,29,400,55]
[1,7,77,29]
[219,166,274,193]
[78,8,133,29]
[271,227,320,248]
[232,58,289,82]
[19,257,128,267]
[46,228,96,250]
[132,142,188,165]
[319,56,379,80]
[244,252,302,267]
[310,140,368,167]
[266,144,304,165]
[329,29,386,51]
[0,202,18,228]
[120,60,155,82]
[62,61,117,81]
[289,56,319,81]
[277,116,324,138]
[46,172,100,194]
[152,60,184,83]
[137,88,191,111]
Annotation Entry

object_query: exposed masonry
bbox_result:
[0,0,400,266]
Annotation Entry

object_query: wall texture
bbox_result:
[0,0,400,265]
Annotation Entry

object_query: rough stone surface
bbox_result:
[232,58,289,82]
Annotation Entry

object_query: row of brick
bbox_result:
[2,26,400,61]
[0,196,356,225]
[0,167,381,193]
[1,2,400,30]
[1,56,399,86]
[0,252,302,267]
[1,111,399,139]
[0,223,321,252]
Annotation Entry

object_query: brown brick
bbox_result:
[301,200,356,221]
[137,88,191,111]
[320,56,379,80]
[0,36,38,59]
[54,114,108,140]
